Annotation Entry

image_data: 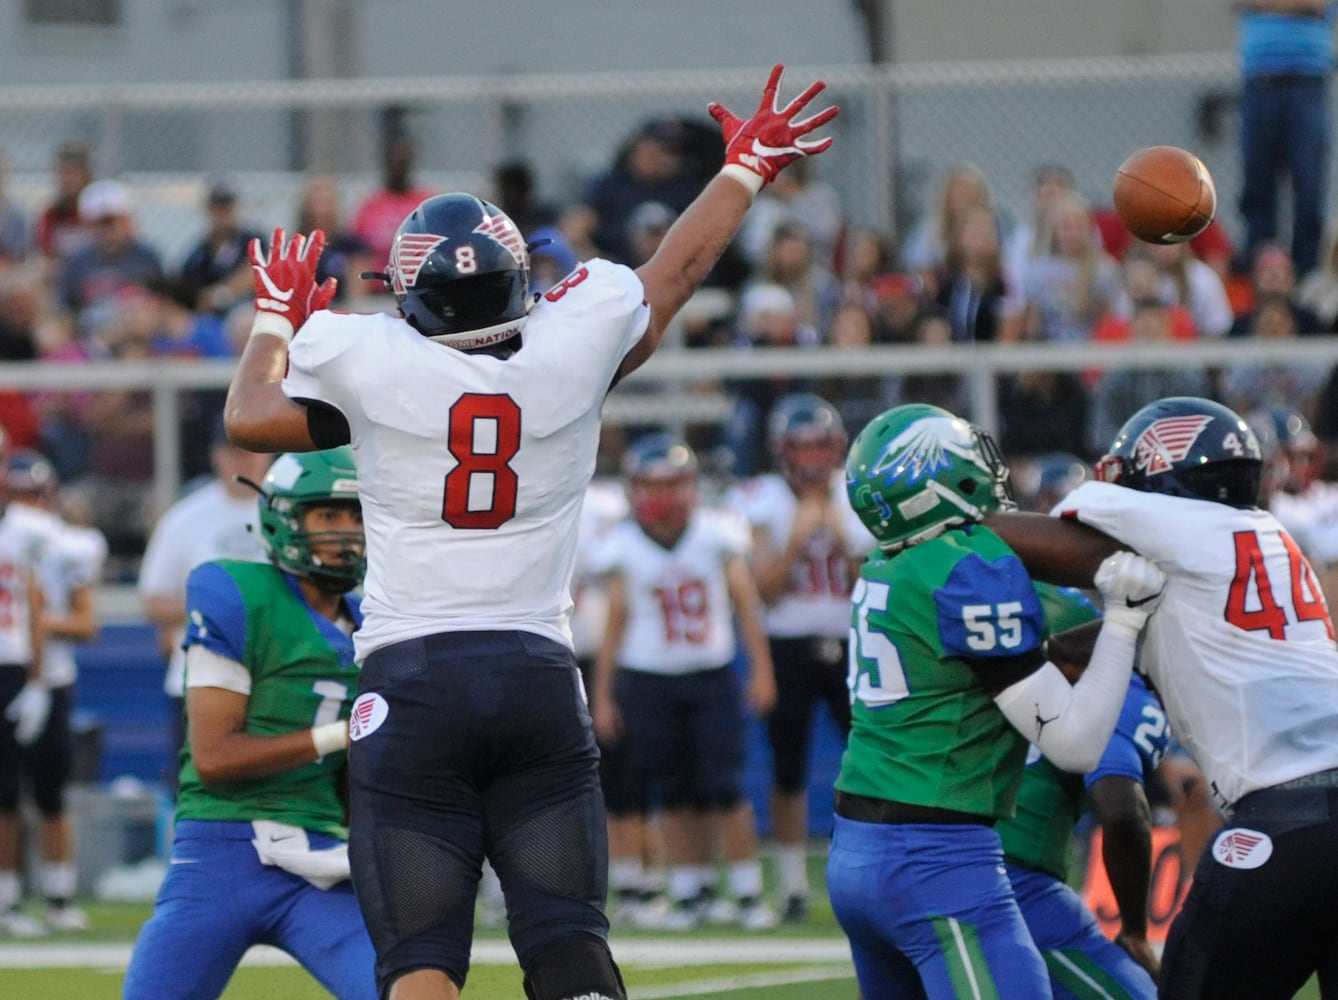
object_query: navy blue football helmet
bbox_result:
[1266,405,1325,493]
[4,448,57,497]
[1095,396,1263,508]
[385,193,531,351]
[622,432,699,481]
[623,432,699,537]
[767,392,847,488]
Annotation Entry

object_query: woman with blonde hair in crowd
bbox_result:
[901,161,1008,280]
[1014,190,1120,343]
[933,203,1025,344]
[1130,239,1234,339]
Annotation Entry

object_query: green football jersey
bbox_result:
[836,524,1051,819]
[175,560,361,837]
[993,585,1100,877]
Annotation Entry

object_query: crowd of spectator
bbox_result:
[1,126,1336,580]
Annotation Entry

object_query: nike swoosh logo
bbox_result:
[1126,592,1160,609]
[750,138,799,158]
[253,267,294,302]
[170,858,199,865]
[268,835,296,843]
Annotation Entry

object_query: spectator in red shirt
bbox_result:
[33,140,94,264]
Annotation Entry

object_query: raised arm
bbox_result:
[619,64,838,381]
[224,228,337,453]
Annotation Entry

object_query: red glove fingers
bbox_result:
[710,63,839,193]
[249,227,336,342]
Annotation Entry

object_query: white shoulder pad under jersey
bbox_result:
[606,508,749,674]
[282,259,649,661]
[1053,480,1338,810]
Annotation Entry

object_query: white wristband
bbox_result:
[311,721,349,757]
[250,311,295,344]
[720,164,764,196]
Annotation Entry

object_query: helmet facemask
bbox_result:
[274,499,366,594]
[254,449,366,593]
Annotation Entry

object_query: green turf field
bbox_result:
[0,857,1320,999]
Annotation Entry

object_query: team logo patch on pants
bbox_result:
[350,693,388,740]
[1212,827,1272,869]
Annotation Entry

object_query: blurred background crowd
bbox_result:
[1,112,1337,580]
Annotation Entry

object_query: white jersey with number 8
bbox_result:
[283,259,648,662]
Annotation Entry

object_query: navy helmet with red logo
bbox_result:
[768,392,847,489]
[623,432,699,539]
[1094,396,1262,508]
[383,193,531,351]
[1267,405,1325,494]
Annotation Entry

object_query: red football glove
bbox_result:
[708,64,839,194]
[249,227,337,343]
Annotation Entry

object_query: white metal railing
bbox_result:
[9,335,1338,518]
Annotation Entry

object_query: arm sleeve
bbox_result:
[298,398,351,449]
[1085,680,1166,788]
[993,619,1139,773]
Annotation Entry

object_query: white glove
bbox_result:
[6,681,51,746]
[1095,550,1167,635]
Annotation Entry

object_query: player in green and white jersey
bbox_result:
[826,403,1166,1000]
[124,447,376,999]
[999,583,1165,998]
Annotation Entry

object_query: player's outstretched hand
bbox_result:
[709,63,838,193]
[1095,550,1167,634]
[5,680,50,746]
[249,227,337,343]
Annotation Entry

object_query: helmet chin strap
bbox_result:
[424,316,528,351]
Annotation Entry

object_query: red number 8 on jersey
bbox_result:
[442,393,521,529]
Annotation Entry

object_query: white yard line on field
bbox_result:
[630,965,857,998]
[0,937,853,969]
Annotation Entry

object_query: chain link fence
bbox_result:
[0,53,1266,267]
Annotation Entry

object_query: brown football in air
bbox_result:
[1113,145,1217,245]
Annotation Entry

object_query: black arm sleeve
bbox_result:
[960,645,1048,697]
[294,397,352,448]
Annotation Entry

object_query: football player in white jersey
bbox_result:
[223,65,837,1000]
[589,434,776,932]
[988,395,1338,998]
[0,450,52,937]
[2,452,106,934]
[1255,407,1338,592]
[726,392,876,920]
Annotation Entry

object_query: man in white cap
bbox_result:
[55,179,164,316]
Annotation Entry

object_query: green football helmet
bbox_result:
[845,403,1015,552]
[256,447,365,592]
